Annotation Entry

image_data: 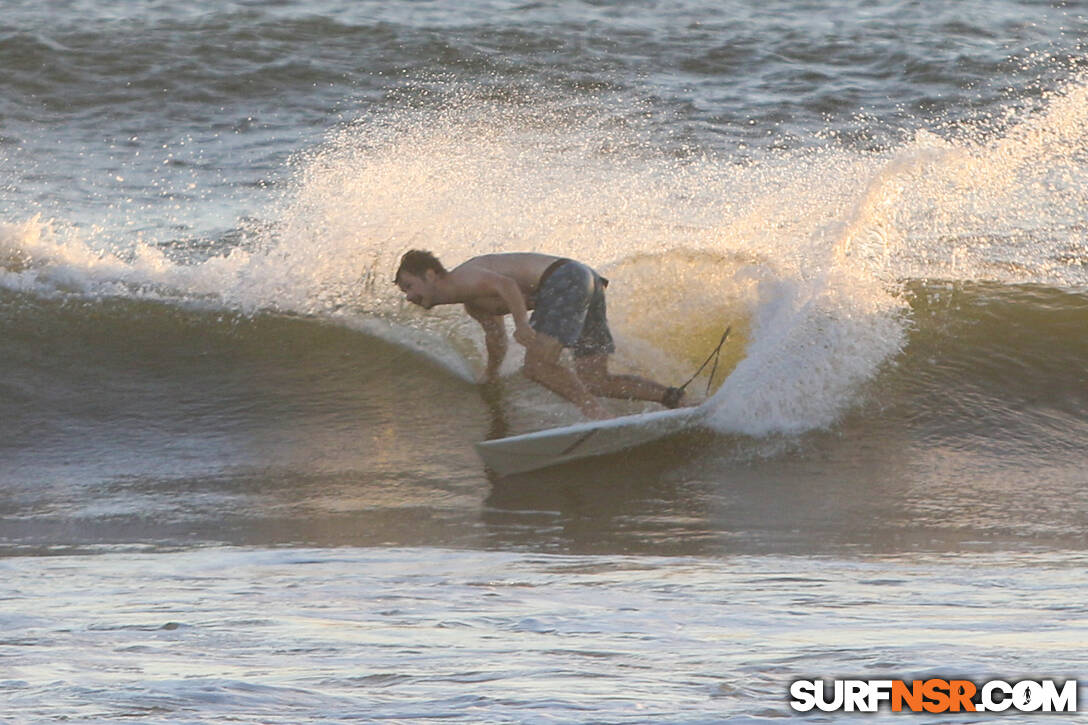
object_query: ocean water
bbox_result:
[1,0,1087,721]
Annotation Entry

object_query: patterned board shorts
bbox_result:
[529,260,616,358]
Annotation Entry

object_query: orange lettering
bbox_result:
[892,680,924,712]
[948,680,977,712]
[923,679,951,713]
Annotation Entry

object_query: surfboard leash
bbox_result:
[676,325,732,398]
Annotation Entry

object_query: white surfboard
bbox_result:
[475,404,705,475]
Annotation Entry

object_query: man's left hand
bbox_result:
[513,324,537,347]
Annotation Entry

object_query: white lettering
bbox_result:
[981,680,1012,712]
[789,680,817,712]
[1041,679,1077,712]
[868,680,894,711]
[1013,680,1044,712]
[844,680,869,712]
[793,677,1077,714]
[818,680,844,712]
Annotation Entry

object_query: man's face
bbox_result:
[397,271,436,309]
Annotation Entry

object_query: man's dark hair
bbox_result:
[394,249,447,285]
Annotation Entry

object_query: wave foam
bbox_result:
[4,77,1086,436]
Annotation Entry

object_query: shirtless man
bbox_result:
[393,249,684,419]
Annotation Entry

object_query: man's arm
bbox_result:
[466,305,507,383]
[483,272,536,347]
[451,267,535,345]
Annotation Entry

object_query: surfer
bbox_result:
[394,250,685,419]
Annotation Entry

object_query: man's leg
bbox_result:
[523,334,610,419]
[568,275,683,407]
[574,354,682,406]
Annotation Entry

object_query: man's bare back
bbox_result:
[393,249,684,418]
[444,253,564,317]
